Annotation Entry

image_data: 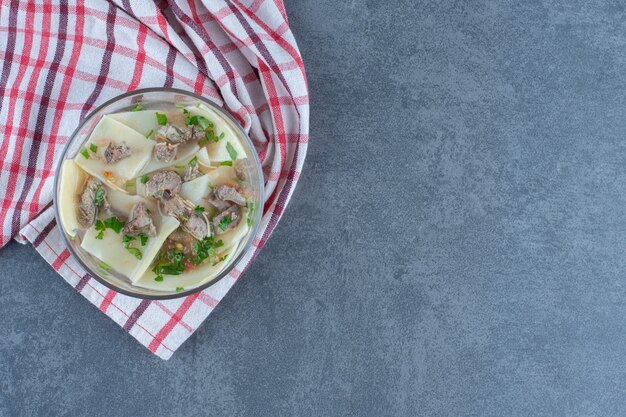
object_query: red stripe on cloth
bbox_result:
[99,290,116,313]
[198,292,219,308]
[0,0,20,115]
[231,0,305,81]
[0,2,51,240]
[52,249,71,271]
[148,293,200,352]
[12,1,70,236]
[80,1,116,118]
[128,22,148,90]
[28,0,85,215]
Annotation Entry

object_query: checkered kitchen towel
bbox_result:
[0,0,308,359]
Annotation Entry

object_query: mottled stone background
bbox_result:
[3,1,626,416]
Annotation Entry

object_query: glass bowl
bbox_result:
[53,88,264,300]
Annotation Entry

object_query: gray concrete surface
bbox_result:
[3,0,626,415]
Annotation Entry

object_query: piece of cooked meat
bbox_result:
[205,190,232,211]
[155,124,185,144]
[145,171,182,199]
[182,125,206,142]
[160,195,188,217]
[234,158,249,181]
[103,142,131,164]
[153,141,178,163]
[122,202,156,237]
[78,178,104,228]
[182,211,210,240]
[213,184,247,206]
[212,205,241,235]
[183,164,201,182]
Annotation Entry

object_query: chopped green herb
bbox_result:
[152,259,184,276]
[219,161,233,166]
[176,287,184,292]
[218,215,232,231]
[98,261,111,270]
[145,129,153,139]
[140,175,150,184]
[226,142,237,160]
[103,216,125,233]
[208,183,214,191]
[195,102,201,108]
[172,252,184,262]
[201,129,220,145]
[247,202,255,226]
[122,235,142,259]
[211,254,228,266]
[194,205,205,213]
[154,275,164,282]
[126,247,142,260]
[156,112,167,125]
[131,103,143,111]
[138,233,148,246]
[191,236,224,265]
[95,220,105,231]
[197,115,212,130]
[180,214,189,222]
[89,143,98,153]
[174,164,186,169]
[219,132,225,139]
[175,103,186,109]
[95,230,104,240]
[146,208,152,215]
[80,148,90,159]
[94,188,105,207]
[187,115,199,126]
[188,156,197,167]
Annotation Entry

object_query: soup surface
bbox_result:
[58,102,256,292]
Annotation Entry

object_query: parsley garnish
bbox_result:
[131,104,143,111]
[212,254,228,266]
[175,103,186,109]
[154,275,164,282]
[247,202,255,226]
[188,156,197,167]
[176,287,184,292]
[140,175,150,184]
[194,205,205,213]
[145,129,153,139]
[98,261,111,270]
[226,142,237,160]
[218,215,232,231]
[139,233,148,246]
[80,148,90,159]
[156,112,167,125]
[94,188,105,207]
[219,161,233,166]
[122,235,142,260]
[191,236,224,265]
[89,143,98,153]
[103,216,125,233]
[94,219,106,239]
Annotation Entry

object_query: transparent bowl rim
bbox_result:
[52,87,264,300]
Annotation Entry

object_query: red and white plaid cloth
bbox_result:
[0,0,308,359]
